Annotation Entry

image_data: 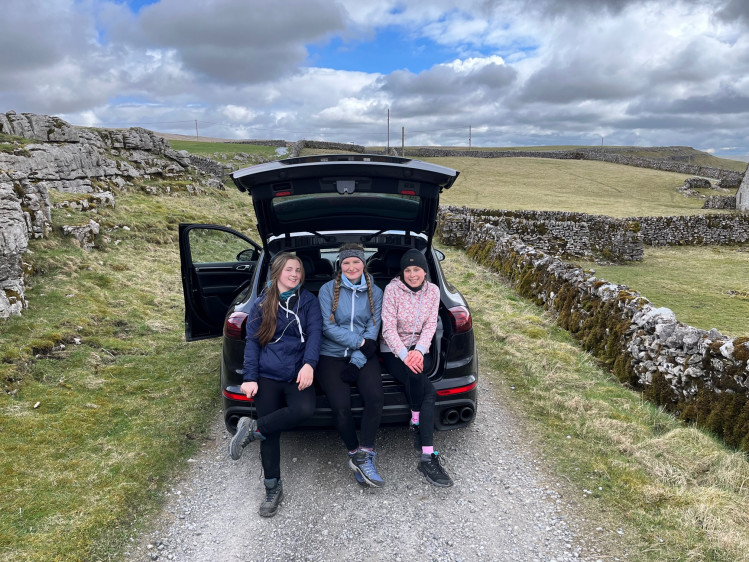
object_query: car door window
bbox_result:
[189,228,257,264]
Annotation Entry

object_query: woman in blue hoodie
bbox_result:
[317,243,385,487]
[229,252,322,517]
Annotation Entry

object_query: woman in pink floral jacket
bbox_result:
[380,249,453,487]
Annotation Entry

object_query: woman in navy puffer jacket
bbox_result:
[229,252,322,518]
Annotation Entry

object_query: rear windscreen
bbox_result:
[271,193,420,222]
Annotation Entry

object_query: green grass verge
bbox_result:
[0,186,258,561]
[573,246,749,337]
[438,244,749,562]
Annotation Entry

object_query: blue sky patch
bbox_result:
[307,27,454,74]
[121,0,159,14]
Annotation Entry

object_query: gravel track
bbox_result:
[125,375,622,561]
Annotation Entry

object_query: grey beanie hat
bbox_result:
[400,249,428,272]
[339,247,365,264]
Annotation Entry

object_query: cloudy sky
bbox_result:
[1,0,748,159]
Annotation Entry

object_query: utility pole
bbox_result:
[469,125,472,149]
[195,120,199,141]
[387,108,390,153]
[401,126,405,156]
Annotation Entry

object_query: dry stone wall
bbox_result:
[437,207,749,452]
[440,206,749,263]
[635,214,749,246]
[228,139,287,147]
[440,206,644,262]
[287,139,366,158]
[702,195,736,210]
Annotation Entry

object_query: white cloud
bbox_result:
[0,0,747,157]
[221,105,258,122]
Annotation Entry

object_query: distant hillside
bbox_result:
[154,133,747,174]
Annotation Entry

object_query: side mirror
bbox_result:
[434,249,445,262]
[237,249,257,262]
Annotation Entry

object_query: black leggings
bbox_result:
[316,355,383,451]
[381,352,436,448]
[255,377,316,480]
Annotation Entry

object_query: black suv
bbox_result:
[179,154,478,434]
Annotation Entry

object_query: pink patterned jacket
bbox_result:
[380,277,440,361]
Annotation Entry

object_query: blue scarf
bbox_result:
[341,274,367,291]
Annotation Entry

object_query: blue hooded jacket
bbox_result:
[318,274,383,368]
[243,288,322,383]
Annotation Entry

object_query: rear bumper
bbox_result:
[222,339,479,434]
[222,375,477,434]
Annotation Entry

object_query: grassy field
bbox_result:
[1,147,747,560]
[574,246,749,337]
[374,145,748,173]
[168,139,280,165]
[432,156,733,217]
[298,148,737,217]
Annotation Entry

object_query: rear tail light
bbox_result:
[224,311,248,339]
[437,381,477,396]
[223,388,254,402]
[448,305,472,334]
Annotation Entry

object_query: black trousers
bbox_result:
[315,355,384,451]
[381,352,436,448]
[255,377,316,479]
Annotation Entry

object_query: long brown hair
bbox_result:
[329,243,376,325]
[256,253,305,346]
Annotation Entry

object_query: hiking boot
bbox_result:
[353,470,367,487]
[258,478,283,517]
[229,417,259,460]
[418,452,453,487]
[348,451,368,487]
[409,422,422,453]
[348,450,385,488]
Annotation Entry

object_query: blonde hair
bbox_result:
[329,243,376,325]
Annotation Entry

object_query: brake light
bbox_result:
[448,306,472,334]
[437,381,477,396]
[224,312,248,339]
[274,191,291,197]
[400,189,416,195]
[223,389,254,402]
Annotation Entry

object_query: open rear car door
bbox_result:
[179,224,261,341]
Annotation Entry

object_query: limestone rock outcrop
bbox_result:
[0,111,224,318]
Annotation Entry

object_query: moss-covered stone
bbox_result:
[732,337,749,362]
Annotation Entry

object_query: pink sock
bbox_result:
[422,446,434,455]
[411,411,420,425]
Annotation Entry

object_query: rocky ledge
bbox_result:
[0,111,225,318]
